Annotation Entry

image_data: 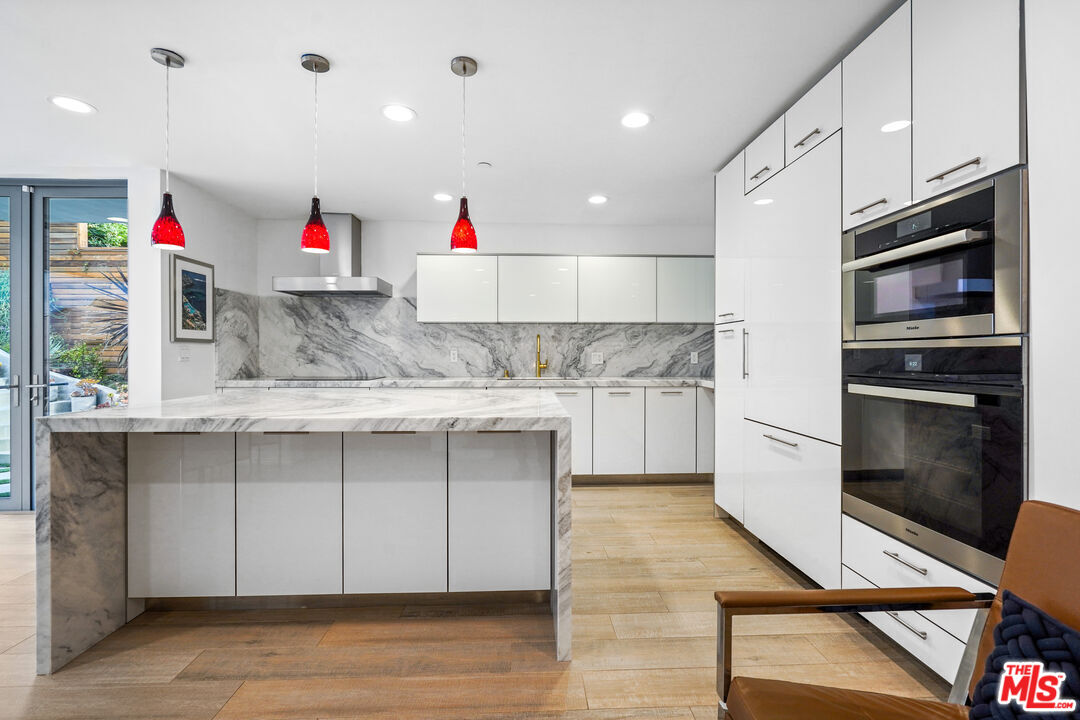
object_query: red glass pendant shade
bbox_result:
[151,192,185,250]
[300,196,330,254]
[450,197,477,253]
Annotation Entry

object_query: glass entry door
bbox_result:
[0,188,28,510]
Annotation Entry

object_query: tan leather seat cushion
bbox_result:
[727,677,968,720]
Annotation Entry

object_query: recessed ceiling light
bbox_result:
[880,120,911,133]
[621,111,651,128]
[106,216,128,223]
[433,193,453,202]
[48,95,97,114]
[753,198,774,206]
[381,104,416,122]
[588,195,608,205]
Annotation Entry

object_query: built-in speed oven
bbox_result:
[842,168,1026,342]
[841,339,1025,585]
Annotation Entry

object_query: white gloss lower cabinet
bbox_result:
[714,326,746,522]
[343,432,448,594]
[645,388,696,474]
[578,256,657,323]
[656,257,714,323]
[128,433,236,597]
[551,388,592,474]
[416,254,498,323]
[448,432,551,591]
[498,255,577,322]
[592,388,645,474]
[696,388,715,474]
[236,432,343,596]
[743,420,840,588]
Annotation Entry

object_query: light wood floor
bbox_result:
[0,485,948,719]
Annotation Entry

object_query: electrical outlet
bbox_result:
[690,351,699,364]
[450,349,459,362]
[590,352,604,365]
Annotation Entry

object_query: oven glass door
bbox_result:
[841,379,1023,561]
[853,241,994,328]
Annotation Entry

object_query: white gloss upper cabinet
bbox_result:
[551,388,592,474]
[127,433,236,598]
[592,387,645,474]
[785,64,841,163]
[644,387,697,474]
[578,256,657,323]
[416,254,497,323]
[343,432,448,594]
[236,432,343,596]
[744,116,785,193]
[713,325,746,522]
[912,0,1021,202]
[498,256,577,322]
[843,1,912,229]
[715,156,747,324]
[656,257,714,323]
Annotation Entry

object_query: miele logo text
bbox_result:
[997,661,1077,712]
[906,325,920,330]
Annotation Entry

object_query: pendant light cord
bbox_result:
[461,72,467,198]
[164,62,171,193]
[313,67,319,198]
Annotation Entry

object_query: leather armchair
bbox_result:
[714,501,1080,719]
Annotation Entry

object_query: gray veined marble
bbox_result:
[219,376,714,389]
[215,288,260,379]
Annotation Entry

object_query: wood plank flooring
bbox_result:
[0,485,948,718]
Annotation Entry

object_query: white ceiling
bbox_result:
[2,0,898,226]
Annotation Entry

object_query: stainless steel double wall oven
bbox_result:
[841,168,1027,584]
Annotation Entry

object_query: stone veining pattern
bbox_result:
[215,289,260,379]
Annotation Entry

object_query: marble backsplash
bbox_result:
[216,289,713,381]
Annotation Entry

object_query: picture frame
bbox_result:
[170,254,215,342]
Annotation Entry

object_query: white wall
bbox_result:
[256,218,712,298]
[1026,0,1080,510]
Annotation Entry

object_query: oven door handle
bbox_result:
[847,383,977,408]
[841,228,990,273]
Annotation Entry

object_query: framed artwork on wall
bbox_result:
[170,255,215,342]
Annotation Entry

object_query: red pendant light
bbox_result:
[450,56,479,253]
[300,54,331,254]
[150,48,186,250]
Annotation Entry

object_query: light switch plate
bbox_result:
[450,349,459,362]
[590,352,604,365]
[690,351,699,364]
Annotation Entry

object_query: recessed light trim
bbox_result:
[588,195,608,205]
[49,95,97,114]
[753,198,774,206]
[621,111,651,128]
[880,119,911,133]
[433,193,453,202]
[382,104,417,122]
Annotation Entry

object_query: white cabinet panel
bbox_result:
[592,387,646,474]
[656,257,714,323]
[842,566,967,681]
[912,0,1021,203]
[127,433,236,598]
[842,1,912,229]
[551,388,592,474]
[343,432,448,594]
[498,256,577,322]
[448,432,551,591]
[743,421,840,588]
[416,254,497,323]
[645,387,697,474]
[744,116,785,193]
[696,387,715,474]
[236,432,343,596]
[713,325,746,521]
[785,64,841,163]
[578,256,657,323]
[744,134,841,445]
[715,155,747,324]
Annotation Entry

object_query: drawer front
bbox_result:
[744,116,785,193]
[551,388,593,474]
[842,566,966,681]
[785,64,841,162]
[842,514,995,641]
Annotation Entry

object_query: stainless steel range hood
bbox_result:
[273,213,392,296]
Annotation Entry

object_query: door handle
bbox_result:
[660,391,684,395]
[926,157,982,183]
[717,312,736,319]
[9,374,17,407]
[742,328,749,379]
[793,127,821,149]
[840,228,989,273]
[847,383,976,408]
[717,329,735,334]
[848,197,888,216]
[749,165,771,182]
[883,550,929,575]
[763,433,798,448]
[886,611,928,640]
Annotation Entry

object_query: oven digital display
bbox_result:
[897,210,932,239]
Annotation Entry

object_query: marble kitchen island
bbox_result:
[34,388,572,674]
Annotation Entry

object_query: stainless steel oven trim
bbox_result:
[841,228,989,273]
[843,336,1022,349]
[993,167,1026,335]
[854,313,994,341]
[847,383,976,408]
[842,495,1004,585]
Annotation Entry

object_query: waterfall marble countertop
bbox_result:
[218,376,715,390]
[37,387,575,434]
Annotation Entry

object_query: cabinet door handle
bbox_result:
[763,433,798,448]
[261,431,310,435]
[883,550,928,575]
[849,197,888,216]
[153,432,202,436]
[717,328,735,334]
[793,128,821,148]
[926,156,982,183]
[478,430,522,434]
[554,391,578,396]
[608,391,632,396]
[749,165,771,182]
[886,611,928,640]
[660,391,684,395]
[372,431,417,435]
[742,328,749,379]
[717,312,735,318]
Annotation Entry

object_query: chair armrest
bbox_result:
[715,586,994,708]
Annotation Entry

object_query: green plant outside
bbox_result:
[52,342,107,381]
[86,223,127,247]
